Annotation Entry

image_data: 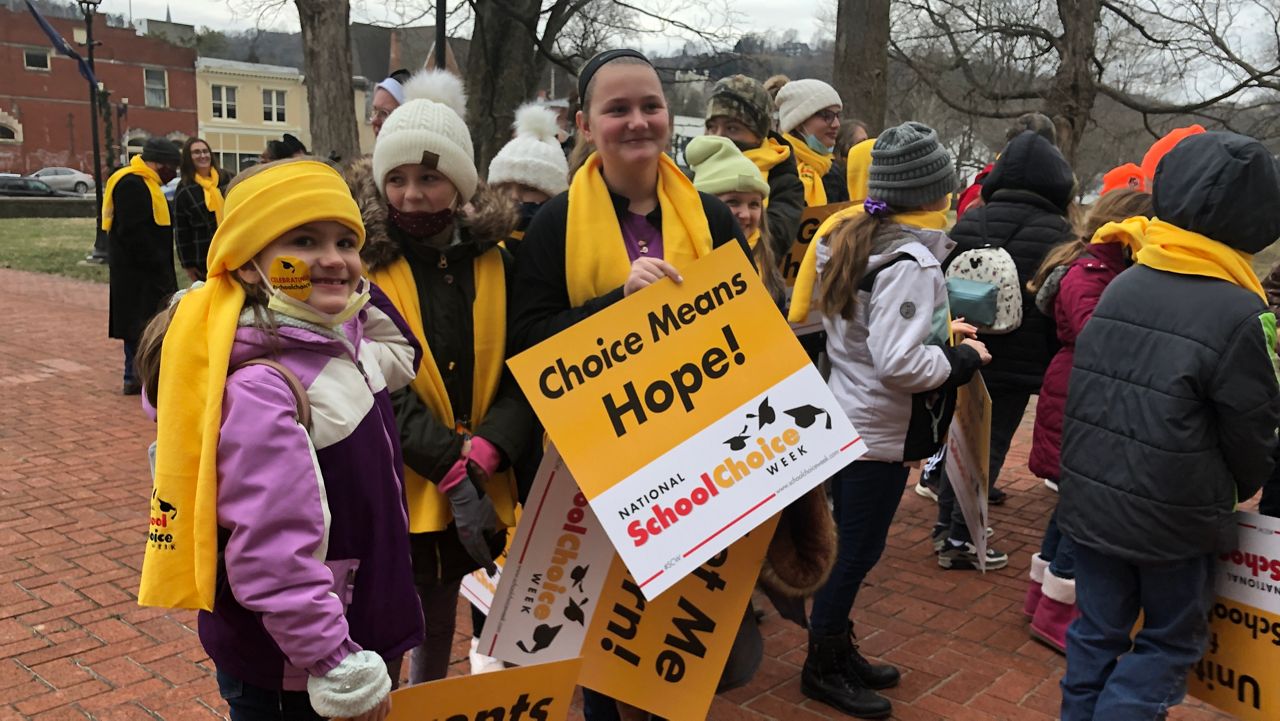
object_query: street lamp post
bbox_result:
[79,0,107,263]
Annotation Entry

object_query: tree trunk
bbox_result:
[466,0,543,174]
[1047,0,1101,165]
[833,0,890,133]
[296,0,360,162]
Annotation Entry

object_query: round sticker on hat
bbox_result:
[268,256,312,301]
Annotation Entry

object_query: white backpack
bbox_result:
[945,245,1022,334]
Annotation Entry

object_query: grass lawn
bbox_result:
[0,217,108,283]
[0,217,185,287]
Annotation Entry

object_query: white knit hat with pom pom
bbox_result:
[486,103,569,198]
[373,69,478,202]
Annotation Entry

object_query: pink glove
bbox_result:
[438,456,469,493]
[466,436,502,479]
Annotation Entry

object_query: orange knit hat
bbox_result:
[1101,163,1144,195]
[1141,125,1205,187]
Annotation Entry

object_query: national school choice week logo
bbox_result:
[622,396,833,547]
[148,489,178,549]
[515,490,594,655]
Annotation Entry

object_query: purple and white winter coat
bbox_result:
[198,285,426,691]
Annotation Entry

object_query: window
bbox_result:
[0,126,16,141]
[262,89,286,123]
[212,85,237,120]
[144,68,168,107]
[24,49,50,71]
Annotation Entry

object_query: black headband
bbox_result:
[577,48,651,102]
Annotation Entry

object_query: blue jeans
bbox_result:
[216,669,322,721]
[809,460,909,635]
[1040,506,1076,579]
[1060,545,1215,721]
[122,339,138,383]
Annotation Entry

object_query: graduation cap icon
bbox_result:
[784,404,832,430]
[746,397,776,429]
[564,597,589,626]
[516,623,563,653]
[570,564,589,592]
[724,426,751,451]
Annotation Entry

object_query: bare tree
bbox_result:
[232,0,362,162]
[834,0,890,132]
[458,0,738,170]
[889,0,1280,164]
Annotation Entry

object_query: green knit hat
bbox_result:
[686,135,770,197]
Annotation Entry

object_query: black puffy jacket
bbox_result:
[1059,131,1280,563]
[946,131,1075,391]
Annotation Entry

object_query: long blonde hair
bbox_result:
[1026,189,1152,293]
[816,211,886,320]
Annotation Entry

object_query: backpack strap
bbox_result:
[858,253,915,292]
[232,358,312,432]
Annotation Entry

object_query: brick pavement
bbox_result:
[0,267,1237,720]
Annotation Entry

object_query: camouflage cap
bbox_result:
[706,75,772,142]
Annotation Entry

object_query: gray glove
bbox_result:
[444,469,499,575]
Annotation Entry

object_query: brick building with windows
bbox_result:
[0,5,197,176]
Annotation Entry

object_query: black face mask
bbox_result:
[158,166,178,184]
[729,138,757,153]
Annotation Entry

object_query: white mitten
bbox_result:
[306,649,390,719]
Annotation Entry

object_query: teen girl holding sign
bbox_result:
[510,48,749,721]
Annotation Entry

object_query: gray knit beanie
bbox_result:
[866,121,957,208]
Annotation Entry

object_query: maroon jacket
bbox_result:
[1029,242,1127,480]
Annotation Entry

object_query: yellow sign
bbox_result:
[578,518,777,720]
[507,244,863,598]
[1188,512,1280,720]
[781,202,851,288]
[385,657,582,721]
[509,244,809,498]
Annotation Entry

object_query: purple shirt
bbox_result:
[620,211,664,262]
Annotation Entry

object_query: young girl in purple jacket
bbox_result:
[1023,189,1152,652]
[137,159,424,721]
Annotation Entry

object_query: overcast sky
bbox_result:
[97,0,831,49]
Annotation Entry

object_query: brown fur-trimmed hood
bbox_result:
[343,155,518,273]
[759,484,837,598]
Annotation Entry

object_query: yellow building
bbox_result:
[195,57,373,173]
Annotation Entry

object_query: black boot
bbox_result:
[845,623,900,690]
[801,628,892,719]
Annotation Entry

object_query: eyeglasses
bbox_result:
[814,110,841,126]
[369,107,392,123]
[190,149,211,157]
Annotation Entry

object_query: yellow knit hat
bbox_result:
[139,160,365,611]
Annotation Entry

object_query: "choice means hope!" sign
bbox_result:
[508,244,865,598]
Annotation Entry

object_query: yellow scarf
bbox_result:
[194,168,225,224]
[1095,217,1264,301]
[565,152,713,307]
[139,161,365,611]
[787,203,949,323]
[102,155,170,231]
[369,250,515,533]
[785,132,833,207]
[747,229,761,250]
[744,137,791,178]
[845,138,875,204]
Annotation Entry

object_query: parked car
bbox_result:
[30,167,95,194]
[0,177,81,197]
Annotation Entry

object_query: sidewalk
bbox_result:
[0,267,1234,720]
